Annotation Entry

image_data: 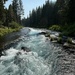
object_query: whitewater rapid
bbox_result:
[0,28,61,75]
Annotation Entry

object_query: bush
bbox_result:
[57,37,62,43]
[9,21,21,29]
[67,38,72,44]
[0,27,8,37]
[49,25,61,31]
[0,21,23,38]
[62,23,75,36]
[0,27,19,37]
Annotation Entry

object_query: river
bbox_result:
[0,27,75,75]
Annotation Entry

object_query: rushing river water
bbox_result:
[0,28,65,75]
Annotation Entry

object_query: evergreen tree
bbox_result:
[8,4,15,22]
[67,0,75,24]
[36,7,42,26]
[18,0,24,17]
[0,0,5,23]
[12,0,18,22]
[12,0,24,23]
[22,0,56,28]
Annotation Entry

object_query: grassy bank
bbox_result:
[0,27,22,38]
[0,21,23,37]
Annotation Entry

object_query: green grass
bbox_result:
[0,21,23,37]
[0,26,23,37]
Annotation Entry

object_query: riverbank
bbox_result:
[0,26,23,52]
[0,27,32,56]
[42,28,75,49]
[0,26,23,37]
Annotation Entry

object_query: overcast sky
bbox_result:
[5,0,56,18]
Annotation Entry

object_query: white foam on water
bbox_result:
[0,28,60,75]
[0,48,19,61]
[0,48,50,75]
[28,28,44,35]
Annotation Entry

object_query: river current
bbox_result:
[0,28,62,75]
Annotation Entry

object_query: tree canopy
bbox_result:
[0,0,24,27]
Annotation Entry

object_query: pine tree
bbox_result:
[0,0,5,23]
[67,0,75,24]
[12,0,24,23]
[18,0,24,17]
[8,4,15,22]
[0,0,8,26]
[12,0,18,22]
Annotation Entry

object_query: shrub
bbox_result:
[67,38,72,44]
[0,27,15,37]
[57,37,62,43]
[62,23,75,36]
[0,21,23,38]
[0,27,8,37]
[9,21,21,29]
[49,25,61,31]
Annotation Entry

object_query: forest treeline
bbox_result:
[0,0,24,37]
[0,0,75,37]
[0,0,24,26]
[22,0,75,36]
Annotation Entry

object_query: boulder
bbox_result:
[50,34,58,42]
[72,40,75,45]
[21,47,31,52]
[63,42,70,48]
[37,32,46,36]
[63,42,75,49]
[45,32,50,37]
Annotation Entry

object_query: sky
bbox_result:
[5,0,56,18]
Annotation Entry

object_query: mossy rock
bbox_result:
[57,37,62,43]
[67,38,72,44]
[45,32,50,37]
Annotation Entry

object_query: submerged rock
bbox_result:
[21,47,31,52]
[38,32,47,35]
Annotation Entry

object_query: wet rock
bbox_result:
[50,34,57,38]
[63,42,75,49]
[50,34,58,42]
[21,47,31,52]
[45,32,50,37]
[63,43,70,48]
[72,40,75,45]
[38,31,50,38]
[38,32,47,35]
